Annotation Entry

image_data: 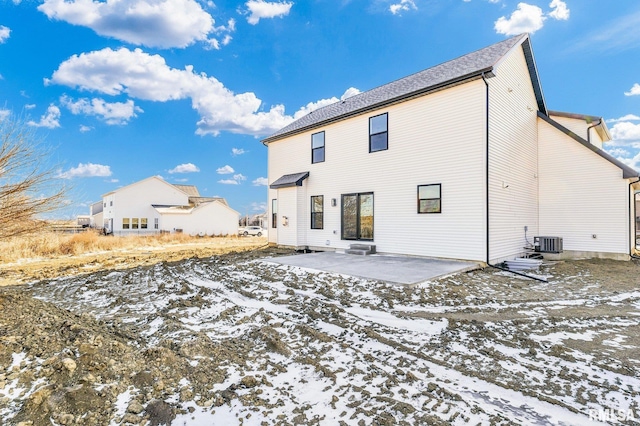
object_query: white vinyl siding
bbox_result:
[550,115,604,149]
[487,45,540,263]
[268,80,487,261]
[538,119,629,255]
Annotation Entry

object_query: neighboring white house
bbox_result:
[262,33,640,263]
[89,201,103,229]
[100,176,240,236]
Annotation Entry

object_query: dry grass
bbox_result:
[0,230,242,263]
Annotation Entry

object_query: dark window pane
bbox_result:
[342,195,358,239]
[419,185,440,199]
[312,132,325,148]
[419,199,441,213]
[370,114,387,134]
[370,132,388,152]
[312,147,325,163]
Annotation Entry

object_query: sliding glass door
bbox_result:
[341,192,373,241]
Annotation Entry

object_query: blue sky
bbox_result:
[1,0,640,219]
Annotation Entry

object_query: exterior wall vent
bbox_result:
[534,236,563,253]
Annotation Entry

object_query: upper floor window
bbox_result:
[312,131,325,163]
[418,184,441,214]
[311,195,324,229]
[369,113,388,152]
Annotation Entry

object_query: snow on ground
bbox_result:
[2,253,639,425]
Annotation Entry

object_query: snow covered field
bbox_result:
[1,250,639,425]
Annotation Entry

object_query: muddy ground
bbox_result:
[1,247,639,425]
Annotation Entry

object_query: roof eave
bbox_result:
[262,69,495,145]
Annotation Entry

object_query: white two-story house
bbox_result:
[101,176,240,237]
[263,33,640,263]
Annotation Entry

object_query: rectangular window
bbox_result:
[369,113,388,152]
[110,201,113,206]
[122,218,130,229]
[418,184,441,213]
[132,218,139,229]
[154,218,159,229]
[141,218,148,229]
[271,199,277,228]
[311,131,325,163]
[311,195,324,229]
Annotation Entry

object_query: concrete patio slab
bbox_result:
[263,251,480,285]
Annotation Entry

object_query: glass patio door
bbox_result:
[341,193,373,241]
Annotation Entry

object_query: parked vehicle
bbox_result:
[239,226,264,236]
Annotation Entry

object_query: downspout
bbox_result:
[482,73,490,266]
[482,72,547,282]
[630,178,640,259]
[586,118,601,145]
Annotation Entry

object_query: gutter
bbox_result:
[586,118,601,145]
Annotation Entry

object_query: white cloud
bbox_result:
[38,0,215,49]
[494,3,546,36]
[61,95,143,125]
[0,26,10,43]
[27,104,61,129]
[24,104,36,110]
[251,201,266,212]
[245,0,293,25]
[218,173,246,185]
[169,163,200,174]
[174,177,189,182]
[58,162,112,179]
[0,109,10,122]
[293,87,362,120]
[217,165,235,174]
[252,177,268,186]
[389,0,417,15]
[548,0,569,20]
[106,178,119,183]
[47,47,297,136]
[79,125,93,132]
[625,83,640,96]
[610,121,640,142]
[606,147,630,158]
[231,147,246,156]
[606,114,640,123]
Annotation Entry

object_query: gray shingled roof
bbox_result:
[264,33,543,143]
[269,172,309,189]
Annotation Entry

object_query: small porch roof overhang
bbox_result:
[270,172,310,189]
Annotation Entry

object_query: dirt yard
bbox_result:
[1,245,639,425]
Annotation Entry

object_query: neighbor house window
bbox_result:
[132,218,139,229]
[369,113,388,152]
[418,184,441,213]
[311,195,324,229]
[122,218,130,229]
[141,218,148,229]
[110,201,113,206]
[271,199,277,229]
[312,131,325,163]
[154,218,159,230]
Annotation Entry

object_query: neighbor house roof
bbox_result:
[173,184,200,197]
[263,33,545,144]
[538,112,639,179]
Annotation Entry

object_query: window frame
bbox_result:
[154,218,159,230]
[310,195,324,230]
[311,131,325,164]
[417,184,442,214]
[271,199,277,229]
[369,113,388,153]
[122,218,130,229]
[132,218,139,229]
[141,218,148,229]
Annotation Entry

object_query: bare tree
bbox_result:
[0,115,66,239]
